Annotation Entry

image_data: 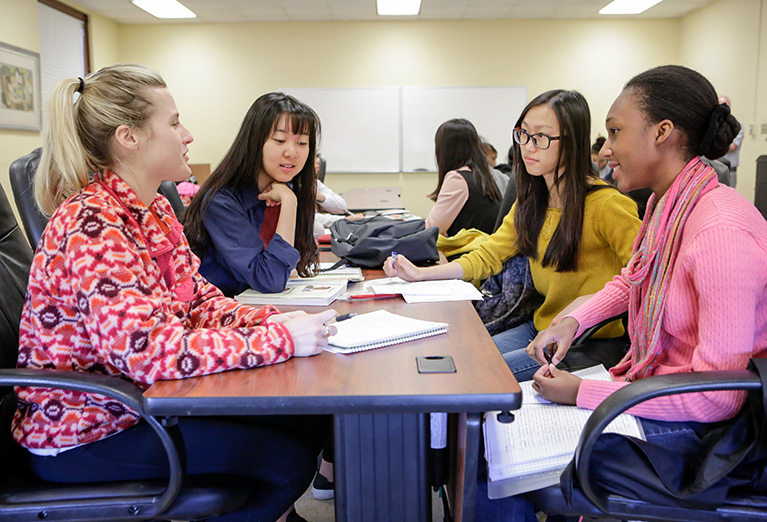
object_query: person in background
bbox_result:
[386,91,641,381]
[479,63,767,522]
[483,138,499,167]
[312,152,364,238]
[494,144,514,175]
[20,64,338,522]
[716,96,744,187]
[425,119,504,236]
[184,92,319,297]
[314,153,347,215]
[591,136,611,179]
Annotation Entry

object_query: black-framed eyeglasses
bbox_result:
[512,128,562,150]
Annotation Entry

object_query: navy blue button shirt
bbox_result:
[198,186,300,297]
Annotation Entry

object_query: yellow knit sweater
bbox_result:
[457,183,641,338]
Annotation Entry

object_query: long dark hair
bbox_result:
[625,65,741,161]
[184,92,320,277]
[428,118,501,202]
[514,90,597,272]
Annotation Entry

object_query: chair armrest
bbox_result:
[571,312,628,348]
[573,369,761,513]
[2,368,184,516]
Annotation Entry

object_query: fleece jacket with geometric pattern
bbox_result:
[14,170,294,450]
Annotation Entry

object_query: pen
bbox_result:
[391,251,398,269]
[348,293,400,300]
[334,312,357,322]
[542,347,553,365]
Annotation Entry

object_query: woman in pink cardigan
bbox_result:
[475,65,767,522]
[528,65,767,423]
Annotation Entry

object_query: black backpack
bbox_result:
[329,216,439,268]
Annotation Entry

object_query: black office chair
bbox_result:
[10,150,189,248]
[0,181,255,521]
[493,176,517,232]
[525,365,767,521]
[317,157,327,183]
[9,148,48,248]
[157,180,186,218]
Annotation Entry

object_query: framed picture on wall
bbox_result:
[0,41,42,131]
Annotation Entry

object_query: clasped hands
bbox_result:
[527,317,583,405]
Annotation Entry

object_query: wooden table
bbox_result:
[341,186,405,212]
[143,276,520,521]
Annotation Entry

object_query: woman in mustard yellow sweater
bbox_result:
[384,90,641,380]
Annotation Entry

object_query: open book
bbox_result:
[483,365,645,498]
[326,310,448,354]
[236,281,347,306]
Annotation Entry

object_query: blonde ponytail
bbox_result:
[35,79,91,216]
[33,64,166,216]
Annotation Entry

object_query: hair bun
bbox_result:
[701,104,740,159]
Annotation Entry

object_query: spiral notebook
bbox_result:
[326,310,449,354]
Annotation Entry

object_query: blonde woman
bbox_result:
[18,64,336,522]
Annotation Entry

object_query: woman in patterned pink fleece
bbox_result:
[528,65,767,424]
[16,64,336,522]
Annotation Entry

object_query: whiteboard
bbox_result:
[279,87,401,173]
[401,86,527,172]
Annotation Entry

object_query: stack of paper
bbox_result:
[364,277,483,303]
[484,365,645,499]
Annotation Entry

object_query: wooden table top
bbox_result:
[143,269,521,417]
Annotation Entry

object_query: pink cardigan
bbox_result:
[568,184,767,422]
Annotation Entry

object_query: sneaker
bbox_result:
[311,471,334,500]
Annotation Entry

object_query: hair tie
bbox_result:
[77,77,85,94]
[698,102,730,155]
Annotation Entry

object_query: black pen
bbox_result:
[334,312,357,322]
[542,347,553,365]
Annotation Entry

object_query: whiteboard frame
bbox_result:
[278,85,527,173]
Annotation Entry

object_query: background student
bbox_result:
[312,152,364,238]
[386,90,641,381]
[591,136,611,179]
[479,64,767,522]
[425,118,504,236]
[184,92,319,297]
[19,64,338,522]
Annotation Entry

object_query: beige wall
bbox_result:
[680,0,767,203]
[0,0,764,219]
[115,17,679,217]
[0,0,118,226]
[0,0,42,215]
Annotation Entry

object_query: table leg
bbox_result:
[449,412,481,522]
[334,413,430,522]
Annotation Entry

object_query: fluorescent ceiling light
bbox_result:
[599,0,663,15]
[377,0,422,16]
[132,0,197,19]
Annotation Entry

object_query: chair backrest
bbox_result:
[9,148,48,249]
[0,182,33,370]
[493,176,517,232]
[158,180,186,217]
[318,157,327,183]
